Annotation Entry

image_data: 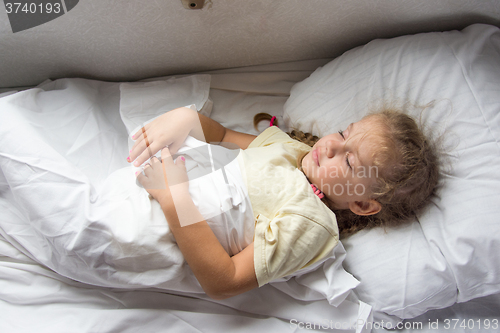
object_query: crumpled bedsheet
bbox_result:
[0,78,366,325]
[0,84,256,293]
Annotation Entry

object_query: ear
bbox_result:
[348,199,381,216]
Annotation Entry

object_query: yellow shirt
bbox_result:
[237,126,339,286]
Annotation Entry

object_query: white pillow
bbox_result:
[119,74,212,134]
[283,23,500,320]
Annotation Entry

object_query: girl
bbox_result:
[128,106,439,300]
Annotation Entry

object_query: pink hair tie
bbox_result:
[310,184,325,199]
[270,116,277,127]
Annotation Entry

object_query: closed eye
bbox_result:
[338,130,352,169]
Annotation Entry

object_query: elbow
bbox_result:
[203,283,246,300]
[204,287,236,300]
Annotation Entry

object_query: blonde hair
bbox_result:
[253,111,440,237]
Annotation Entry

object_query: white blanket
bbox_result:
[0,84,255,293]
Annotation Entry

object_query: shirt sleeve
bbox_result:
[248,126,294,149]
[253,210,339,286]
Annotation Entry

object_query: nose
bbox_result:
[325,139,341,158]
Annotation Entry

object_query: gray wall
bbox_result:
[0,0,499,88]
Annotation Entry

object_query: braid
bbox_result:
[253,113,319,147]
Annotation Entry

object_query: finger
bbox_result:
[135,170,146,184]
[129,127,148,154]
[150,156,161,167]
[144,165,157,179]
[133,141,159,166]
[129,133,144,154]
[167,141,183,156]
[130,133,154,158]
[160,147,173,164]
[131,124,150,141]
[128,133,147,163]
[129,124,158,161]
[176,156,186,165]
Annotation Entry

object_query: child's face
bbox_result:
[301,117,381,210]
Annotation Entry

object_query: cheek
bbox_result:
[302,155,314,177]
[318,167,331,178]
[302,153,311,169]
[353,178,376,198]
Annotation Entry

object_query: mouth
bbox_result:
[312,149,319,166]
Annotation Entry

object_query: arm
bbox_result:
[137,148,258,299]
[197,113,257,150]
[164,194,258,299]
[128,108,257,166]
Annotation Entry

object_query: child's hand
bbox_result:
[136,147,189,203]
[128,107,200,167]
